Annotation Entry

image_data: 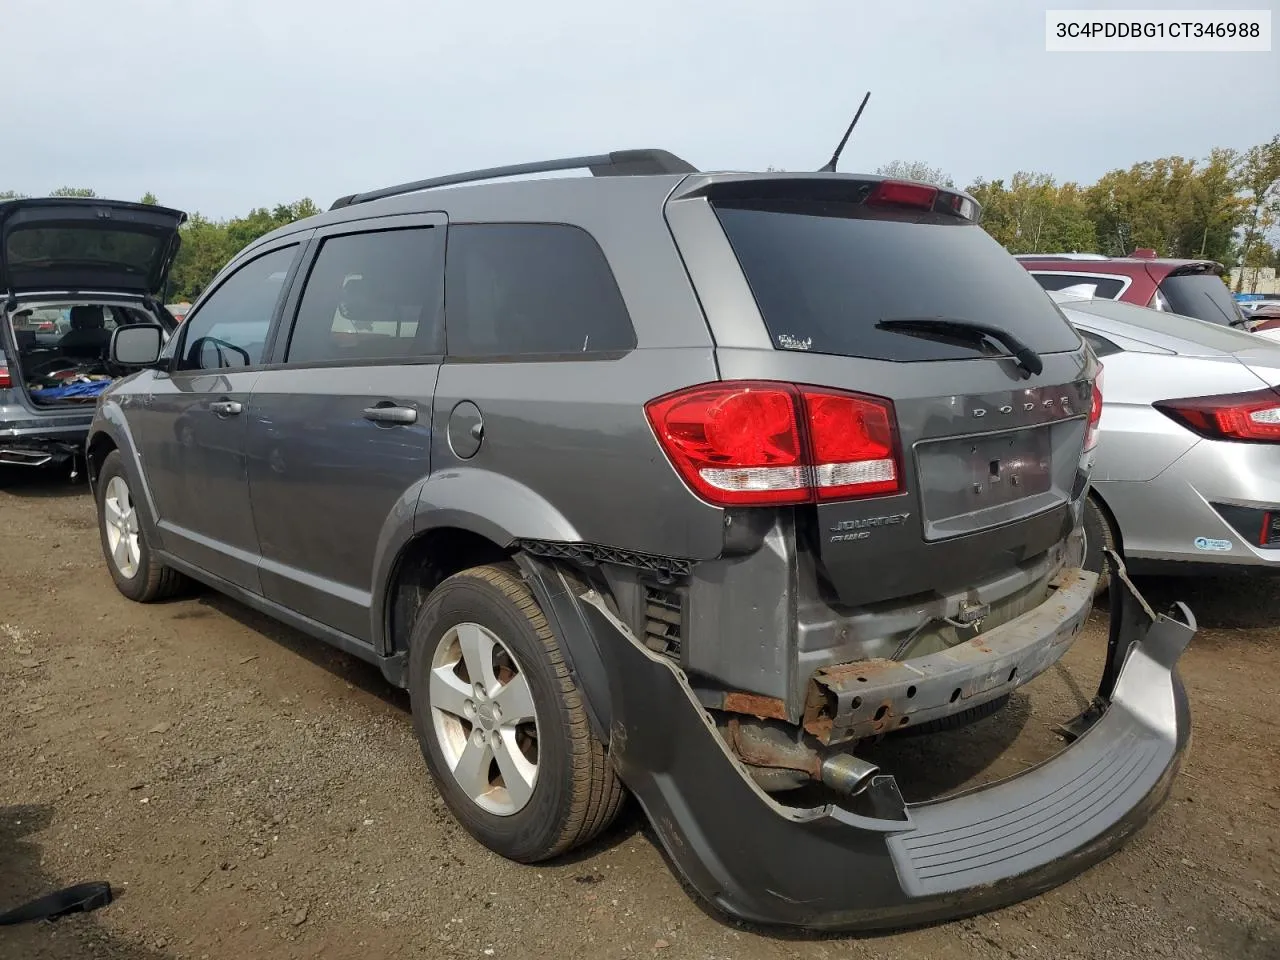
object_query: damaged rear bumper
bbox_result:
[805,566,1094,742]
[1,410,90,468]
[521,553,1194,931]
[0,437,82,467]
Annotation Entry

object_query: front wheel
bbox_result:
[95,450,185,602]
[408,563,624,862]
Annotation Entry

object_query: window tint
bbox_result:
[179,246,295,371]
[1079,329,1122,358]
[286,228,444,364]
[6,227,161,272]
[1158,273,1243,327]
[713,201,1081,362]
[445,223,636,357]
[1030,272,1126,300]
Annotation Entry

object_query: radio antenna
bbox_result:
[818,92,871,173]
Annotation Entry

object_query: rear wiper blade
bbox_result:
[876,316,1044,377]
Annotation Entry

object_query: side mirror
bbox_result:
[110,324,164,367]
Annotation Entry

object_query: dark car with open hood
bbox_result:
[0,197,185,474]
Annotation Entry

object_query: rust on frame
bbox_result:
[726,719,822,778]
[814,658,900,684]
[722,691,789,722]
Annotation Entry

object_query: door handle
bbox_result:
[363,405,417,425]
[209,400,243,417]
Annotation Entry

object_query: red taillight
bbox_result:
[1085,367,1104,452]
[645,381,902,506]
[0,360,10,389]
[1154,387,1280,443]
[867,179,938,211]
[644,383,806,505]
[803,391,899,498]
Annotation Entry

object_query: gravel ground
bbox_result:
[1,469,1277,960]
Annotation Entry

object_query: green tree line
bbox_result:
[4,131,1278,300]
[880,133,1280,291]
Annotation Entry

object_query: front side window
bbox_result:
[178,246,296,371]
[444,223,636,358]
[285,227,444,364]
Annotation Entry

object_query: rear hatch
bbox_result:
[663,175,1098,607]
[1148,261,1243,327]
[0,197,186,296]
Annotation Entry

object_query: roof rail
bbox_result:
[329,148,698,211]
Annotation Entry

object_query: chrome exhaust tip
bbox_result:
[820,753,881,797]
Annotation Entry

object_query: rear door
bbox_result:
[0,198,185,296]
[668,177,1096,607]
[134,238,305,590]
[245,214,446,642]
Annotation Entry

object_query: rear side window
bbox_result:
[1158,273,1242,327]
[444,223,636,358]
[1079,329,1122,358]
[178,245,295,371]
[1030,272,1127,300]
[713,200,1082,362]
[286,228,444,364]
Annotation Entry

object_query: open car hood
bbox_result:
[0,198,187,297]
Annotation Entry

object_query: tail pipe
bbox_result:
[819,753,880,796]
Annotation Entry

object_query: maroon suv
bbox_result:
[1017,250,1244,327]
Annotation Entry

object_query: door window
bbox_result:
[177,245,296,371]
[284,227,444,364]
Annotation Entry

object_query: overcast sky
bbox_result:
[5,0,1276,218]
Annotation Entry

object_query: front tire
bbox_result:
[95,450,185,602]
[408,563,624,862]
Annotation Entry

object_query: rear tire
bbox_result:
[95,450,185,602]
[408,562,624,862]
[1083,494,1119,598]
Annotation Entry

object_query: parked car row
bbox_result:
[0,168,1202,932]
[1017,250,1246,326]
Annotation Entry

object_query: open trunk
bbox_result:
[6,299,172,407]
[0,197,185,409]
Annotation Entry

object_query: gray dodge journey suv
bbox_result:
[85,150,1196,930]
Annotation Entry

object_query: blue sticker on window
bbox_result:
[1193,537,1232,552]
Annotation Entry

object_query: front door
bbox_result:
[246,217,446,641]
[137,241,304,590]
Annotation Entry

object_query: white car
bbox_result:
[1053,291,1280,590]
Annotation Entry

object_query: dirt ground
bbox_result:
[0,469,1276,960]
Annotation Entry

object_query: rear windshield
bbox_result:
[713,200,1081,362]
[5,227,163,274]
[1158,273,1243,326]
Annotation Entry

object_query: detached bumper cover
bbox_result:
[525,554,1193,931]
